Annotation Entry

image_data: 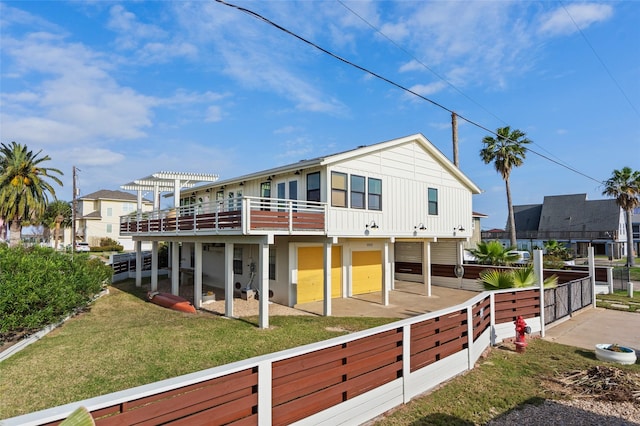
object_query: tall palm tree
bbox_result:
[480,126,531,247]
[0,142,63,247]
[602,167,640,267]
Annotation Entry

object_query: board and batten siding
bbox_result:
[325,141,474,237]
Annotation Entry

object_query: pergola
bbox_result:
[121,171,220,305]
[121,171,220,211]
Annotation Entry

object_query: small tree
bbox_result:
[480,266,558,290]
[469,240,519,266]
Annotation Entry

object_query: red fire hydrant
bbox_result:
[514,315,531,353]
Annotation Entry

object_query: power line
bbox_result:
[214,0,604,186]
[560,1,639,118]
[336,0,586,183]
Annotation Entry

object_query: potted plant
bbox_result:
[595,343,637,365]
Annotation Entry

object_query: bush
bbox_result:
[0,245,112,337]
[89,244,123,253]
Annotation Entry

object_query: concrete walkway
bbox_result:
[295,282,478,318]
[543,308,640,356]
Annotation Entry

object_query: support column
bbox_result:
[135,240,142,287]
[171,241,180,295]
[225,243,234,318]
[151,241,158,292]
[194,242,203,309]
[323,241,332,316]
[258,242,269,329]
[423,241,431,297]
[382,241,390,306]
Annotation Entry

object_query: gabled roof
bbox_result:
[513,204,543,231]
[80,189,152,203]
[192,133,481,194]
[512,193,621,233]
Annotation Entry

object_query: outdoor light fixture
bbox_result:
[239,181,244,186]
[415,223,426,230]
[458,225,465,231]
[365,220,379,230]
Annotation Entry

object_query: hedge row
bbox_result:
[0,245,113,336]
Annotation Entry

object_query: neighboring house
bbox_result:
[465,211,487,249]
[482,193,627,259]
[120,134,482,327]
[633,206,640,257]
[77,190,154,251]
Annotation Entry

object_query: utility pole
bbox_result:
[452,112,459,167]
[72,166,77,254]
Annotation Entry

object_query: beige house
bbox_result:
[77,190,153,251]
[120,134,482,327]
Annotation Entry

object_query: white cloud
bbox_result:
[538,3,613,36]
[205,106,222,123]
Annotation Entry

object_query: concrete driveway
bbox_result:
[543,308,640,357]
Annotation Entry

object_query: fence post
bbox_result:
[607,267,613,294]
[588,246,596,308]
[466,306,473,369]
[489,292,496,346]
[402,324,411,403]
[257,360,272,426]
[533,249,545,337]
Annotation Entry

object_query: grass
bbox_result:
[0,281,395,419]
[597,290,640,313]
[374,339,639,426]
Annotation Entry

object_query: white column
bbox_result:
[225,243,234,317]
[259,242,269,329]
[151,241,158,292]
[194,242,203,309]
[533,249,545,337]
[588,246,596,307]
[135,240,142,287]
[172,241,180,295]
[323,241,332,316]
[382,241,390,306]
[424,241,431,297]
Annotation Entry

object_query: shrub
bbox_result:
[0,245,112,337]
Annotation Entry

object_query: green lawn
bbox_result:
[0,282,395,418]
[597,290,640,313]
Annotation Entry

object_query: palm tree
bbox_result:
[602,167,640,267]
[480,265,557,290]
[0,142,63,247]
[469,240,519,265]
[480,126,532,247]
[42,200,72,249]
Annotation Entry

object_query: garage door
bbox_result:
[395,242,423,283]
[352,250,382,295]
[297,246,342,304]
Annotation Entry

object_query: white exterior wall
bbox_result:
[325,141,474,239]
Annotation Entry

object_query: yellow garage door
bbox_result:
[297,246,342,304]
[352,250,382,295]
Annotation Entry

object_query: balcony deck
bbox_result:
[120,196,326,237]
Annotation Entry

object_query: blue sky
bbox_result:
[1,0,639,230]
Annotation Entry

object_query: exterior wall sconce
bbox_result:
[267,176,272,181]
[366,220,379,230]
[239,181,244,186]
[415,223,426,230]
[294,169,302,175]
[454,225,465,232]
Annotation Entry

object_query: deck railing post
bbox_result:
[402,324,411,403]
[288,200,293,232]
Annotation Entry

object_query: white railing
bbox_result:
[119,196,327,235]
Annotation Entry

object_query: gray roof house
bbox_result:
[482,193,629,259]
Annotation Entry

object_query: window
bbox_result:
[277,182,286,211]
[331,172,347,207]
[368,178,382,211]
[106,224,112,233]
[234,190,242,211]
[307,172,320,202]
[106,207,113,217]
[289,180,298,211]
[233,247,243,275]
[428,188,438,215]
[350,175,365,209]
[122,203,135,213]
[261,181,271,211]
[269,246,276,280]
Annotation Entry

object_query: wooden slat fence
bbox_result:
[5,285,558,426]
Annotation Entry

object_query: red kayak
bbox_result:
[147,291,196,313]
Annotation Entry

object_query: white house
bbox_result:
[77,189,154,251]
[120,134,482,327]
